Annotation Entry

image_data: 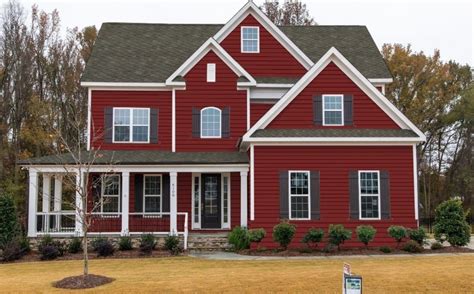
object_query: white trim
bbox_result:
[242,47,426,143]
[255,83,294,88]
[241,26,260,53]
[288,170,311,220]
[100,174,121,215]
[246,88,250,130]
[368,78,393,83]
[25,165,249,174]
[413,144,419,221]
[172,89,176,152]
[27,170,38,237]
[244,137,425,143]
[121,171,130,236]
[165,38,256,86]
[87,88,91,151]
[240,171,248,227]
[169,172,178,235]
[372,83,386,95]
[200,107,222,138]
[250,144,255,220]
[213,1,313,69]
[207,63,216,82]
[81,82,168,88]
[143,174,163,213]
[221,172,231,229]
[112,107,150,144]
[322,94,344,126]
[358,170,381,220]
[87,86,175,92]
[191,173,201,229]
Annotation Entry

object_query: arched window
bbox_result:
[200,107,221,138]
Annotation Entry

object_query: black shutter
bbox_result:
[380,171,391,219]
[344,94,353,126]
[104,107,113,143]
[150,108,158,143]
[192,107,200,138]
[134,174,143,213]
[222,107,230,138]
[313,95,323,125]
[349,170,359,219]
[310,171,320,220]
[162,174,170,213]
[279,171,289,219]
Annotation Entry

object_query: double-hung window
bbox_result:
[144,175,162,213]
[359,171,381,219]
[113,108,150,143]
[241,26,259,53]
[200,107,221,138]
[322,94,344,126]
[289,171,310,220]
[101,175,120,214]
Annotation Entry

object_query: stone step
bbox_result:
[187,233,230,250]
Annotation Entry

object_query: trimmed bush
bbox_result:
[322,243,338,253]
[402,240,423,253]
[248,228,266,245]
[433,199,471,247]
[91,237,115,257]
[139,234,156,255]
[302,228,324,248]
[0,195,21,249]
[228,226,250,251]
[1,239,26,262]
[356,225,377,248]
[408,227,427,246]
[387,225,407,248]
[328,224,351,250]
[272,221,296,250]
[18,236,31,254]
[40,245,60,260]
[68,237,82,254]
[118,236,133,251]
[164,235,181,255]
[430,242,443,250]
[38,235,66,260]
[379,246,392,253]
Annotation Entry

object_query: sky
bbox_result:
[4,0,473,65]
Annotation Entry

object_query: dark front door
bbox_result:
[201,174,221,228]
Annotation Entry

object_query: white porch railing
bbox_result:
[36,211,76,234]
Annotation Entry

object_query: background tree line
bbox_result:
[0,0,472,226]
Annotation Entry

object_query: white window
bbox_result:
[200,107,221,138]
[322,94,344,126]
[192,174,201,227]
[143,175,162,213]
[222,174,230,228]
[101,175,120,214]
[207,63,216,82]
[113,108,150,143]
[241,26,259,53]
[289,171,310,220]
[359,171,381,220]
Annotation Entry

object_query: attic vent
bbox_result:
[207,63,216,82]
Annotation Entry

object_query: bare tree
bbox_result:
[261,0,316,26]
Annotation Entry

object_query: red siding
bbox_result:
[90,90,172,150]
[176,51,247,151]
[250,145,416,248]
[267,62,399,129]
[250,102,273,125]
[220,14,306,78]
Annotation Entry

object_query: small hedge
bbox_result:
[387,225,407,248]
[356,225,376,248]
[402,240,423,253]
[328,224,351,250]
[433,199,471,247]
[379,246,392,253]
[38,235,66,260]
[91,237,115,257]
[139,234,156,255]
[164,235,181,255]
[118,236,133,251]
[228,226,250,251]
[302,228,324,248]
[430,242,443,250]
[68,237,82,254]
[272,221,296,250]
[408,227,427,246]
[248,228,266,245]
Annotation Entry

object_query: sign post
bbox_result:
[342,263,362,294]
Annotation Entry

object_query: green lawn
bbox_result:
[1,255,473,293]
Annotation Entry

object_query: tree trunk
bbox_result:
[83,229,88,276]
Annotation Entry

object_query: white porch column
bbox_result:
[169,172,178,235]
[42,174,52,232]
[75,170,84,236]
[27,170,38,237]
[121,171,130,236]
[53,175,63,231]
[240,171,248,227]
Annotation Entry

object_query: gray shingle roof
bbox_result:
[19,151,249,165]
[81,23,391,83]
[251,129,418,138]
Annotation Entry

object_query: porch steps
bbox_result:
[187,233,230,251]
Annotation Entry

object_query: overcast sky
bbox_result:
[5,0,473,65]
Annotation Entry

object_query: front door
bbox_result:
[201,174,221,228]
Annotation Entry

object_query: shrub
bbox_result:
[408,227,427,246]
[402,240,423,253]
[272,221,296,250]
[68,237,82,254]
[248,228,266,245]
[433,199,471,247]
[387,225,407,248]
[91,237,115,257]
[356,225,377,248]
[40,245,60,260]
[0,195,21,250]
[379,246,392,253]
[38,235,66,259]
[228,226,250,251]
[118,236,133,251]
[302,228,324,248]
[322,243,338,253]
[328,224,351,250]
[164,235,181,255]
[1,239,26,262]
[18,236,31,254]
[139,234,156,255]
[430,242,443,250]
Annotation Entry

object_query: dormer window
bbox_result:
[241,26,259,53]
[322,94,344,126]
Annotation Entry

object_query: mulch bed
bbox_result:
[53,274,115,289]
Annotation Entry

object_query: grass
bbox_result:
[1,255,474,293]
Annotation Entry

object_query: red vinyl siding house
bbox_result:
[21,1,425,249]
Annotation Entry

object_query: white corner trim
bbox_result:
[172,89,176,152]
[213,1,313,70]
[246,88,250,130]
[244,137,424,143]
[413,144,419,221]
[255,83,294,88]
[242,47,426,142]
[87,88,92,151]
[165,38,256,86]
[250,144,255,220]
